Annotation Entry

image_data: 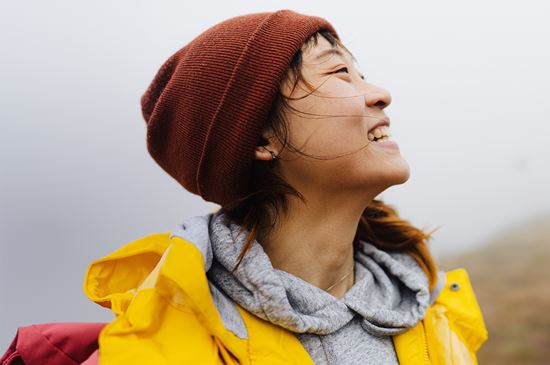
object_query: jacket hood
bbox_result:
[172,210,431,337]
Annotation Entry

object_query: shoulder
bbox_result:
[80,219,250,363]
[426,268,489,357]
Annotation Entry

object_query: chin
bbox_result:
[395,169,411,185]
[385,160,411,186]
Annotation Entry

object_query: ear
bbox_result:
[255,133,279,161]
[254,145,278,161]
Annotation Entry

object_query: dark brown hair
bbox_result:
[221,29,440,291]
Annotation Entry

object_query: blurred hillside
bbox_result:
[438,213,550,365]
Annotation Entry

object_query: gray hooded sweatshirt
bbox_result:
[170,210,433,365]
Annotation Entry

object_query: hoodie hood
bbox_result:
[180,210,430,337]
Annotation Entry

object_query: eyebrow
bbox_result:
[313,47,357,64]
[314,48,345,61]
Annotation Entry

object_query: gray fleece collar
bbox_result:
[170,210,431,337]
[209,211,430,336]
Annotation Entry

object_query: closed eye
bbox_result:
[333,67,349,74]
[332,67,365,80]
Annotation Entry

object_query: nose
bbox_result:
[364,83,392,110]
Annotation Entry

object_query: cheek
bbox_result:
[287,95,368,156]
[316,82,365,117]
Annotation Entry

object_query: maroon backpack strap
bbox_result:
[80,350,98,365]
[1,323,106,365]
[0,334,23,365]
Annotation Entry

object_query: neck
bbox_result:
[258,191,376,299]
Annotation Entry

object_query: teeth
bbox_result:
[368,126,391,142]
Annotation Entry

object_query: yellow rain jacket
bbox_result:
[84,228,488,364]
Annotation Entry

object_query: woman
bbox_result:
[1,9,488,365]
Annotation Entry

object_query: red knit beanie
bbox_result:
[141,9,338,206]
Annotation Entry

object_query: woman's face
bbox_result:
[261,35,410,199]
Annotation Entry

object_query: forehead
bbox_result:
[301,36,354,65]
